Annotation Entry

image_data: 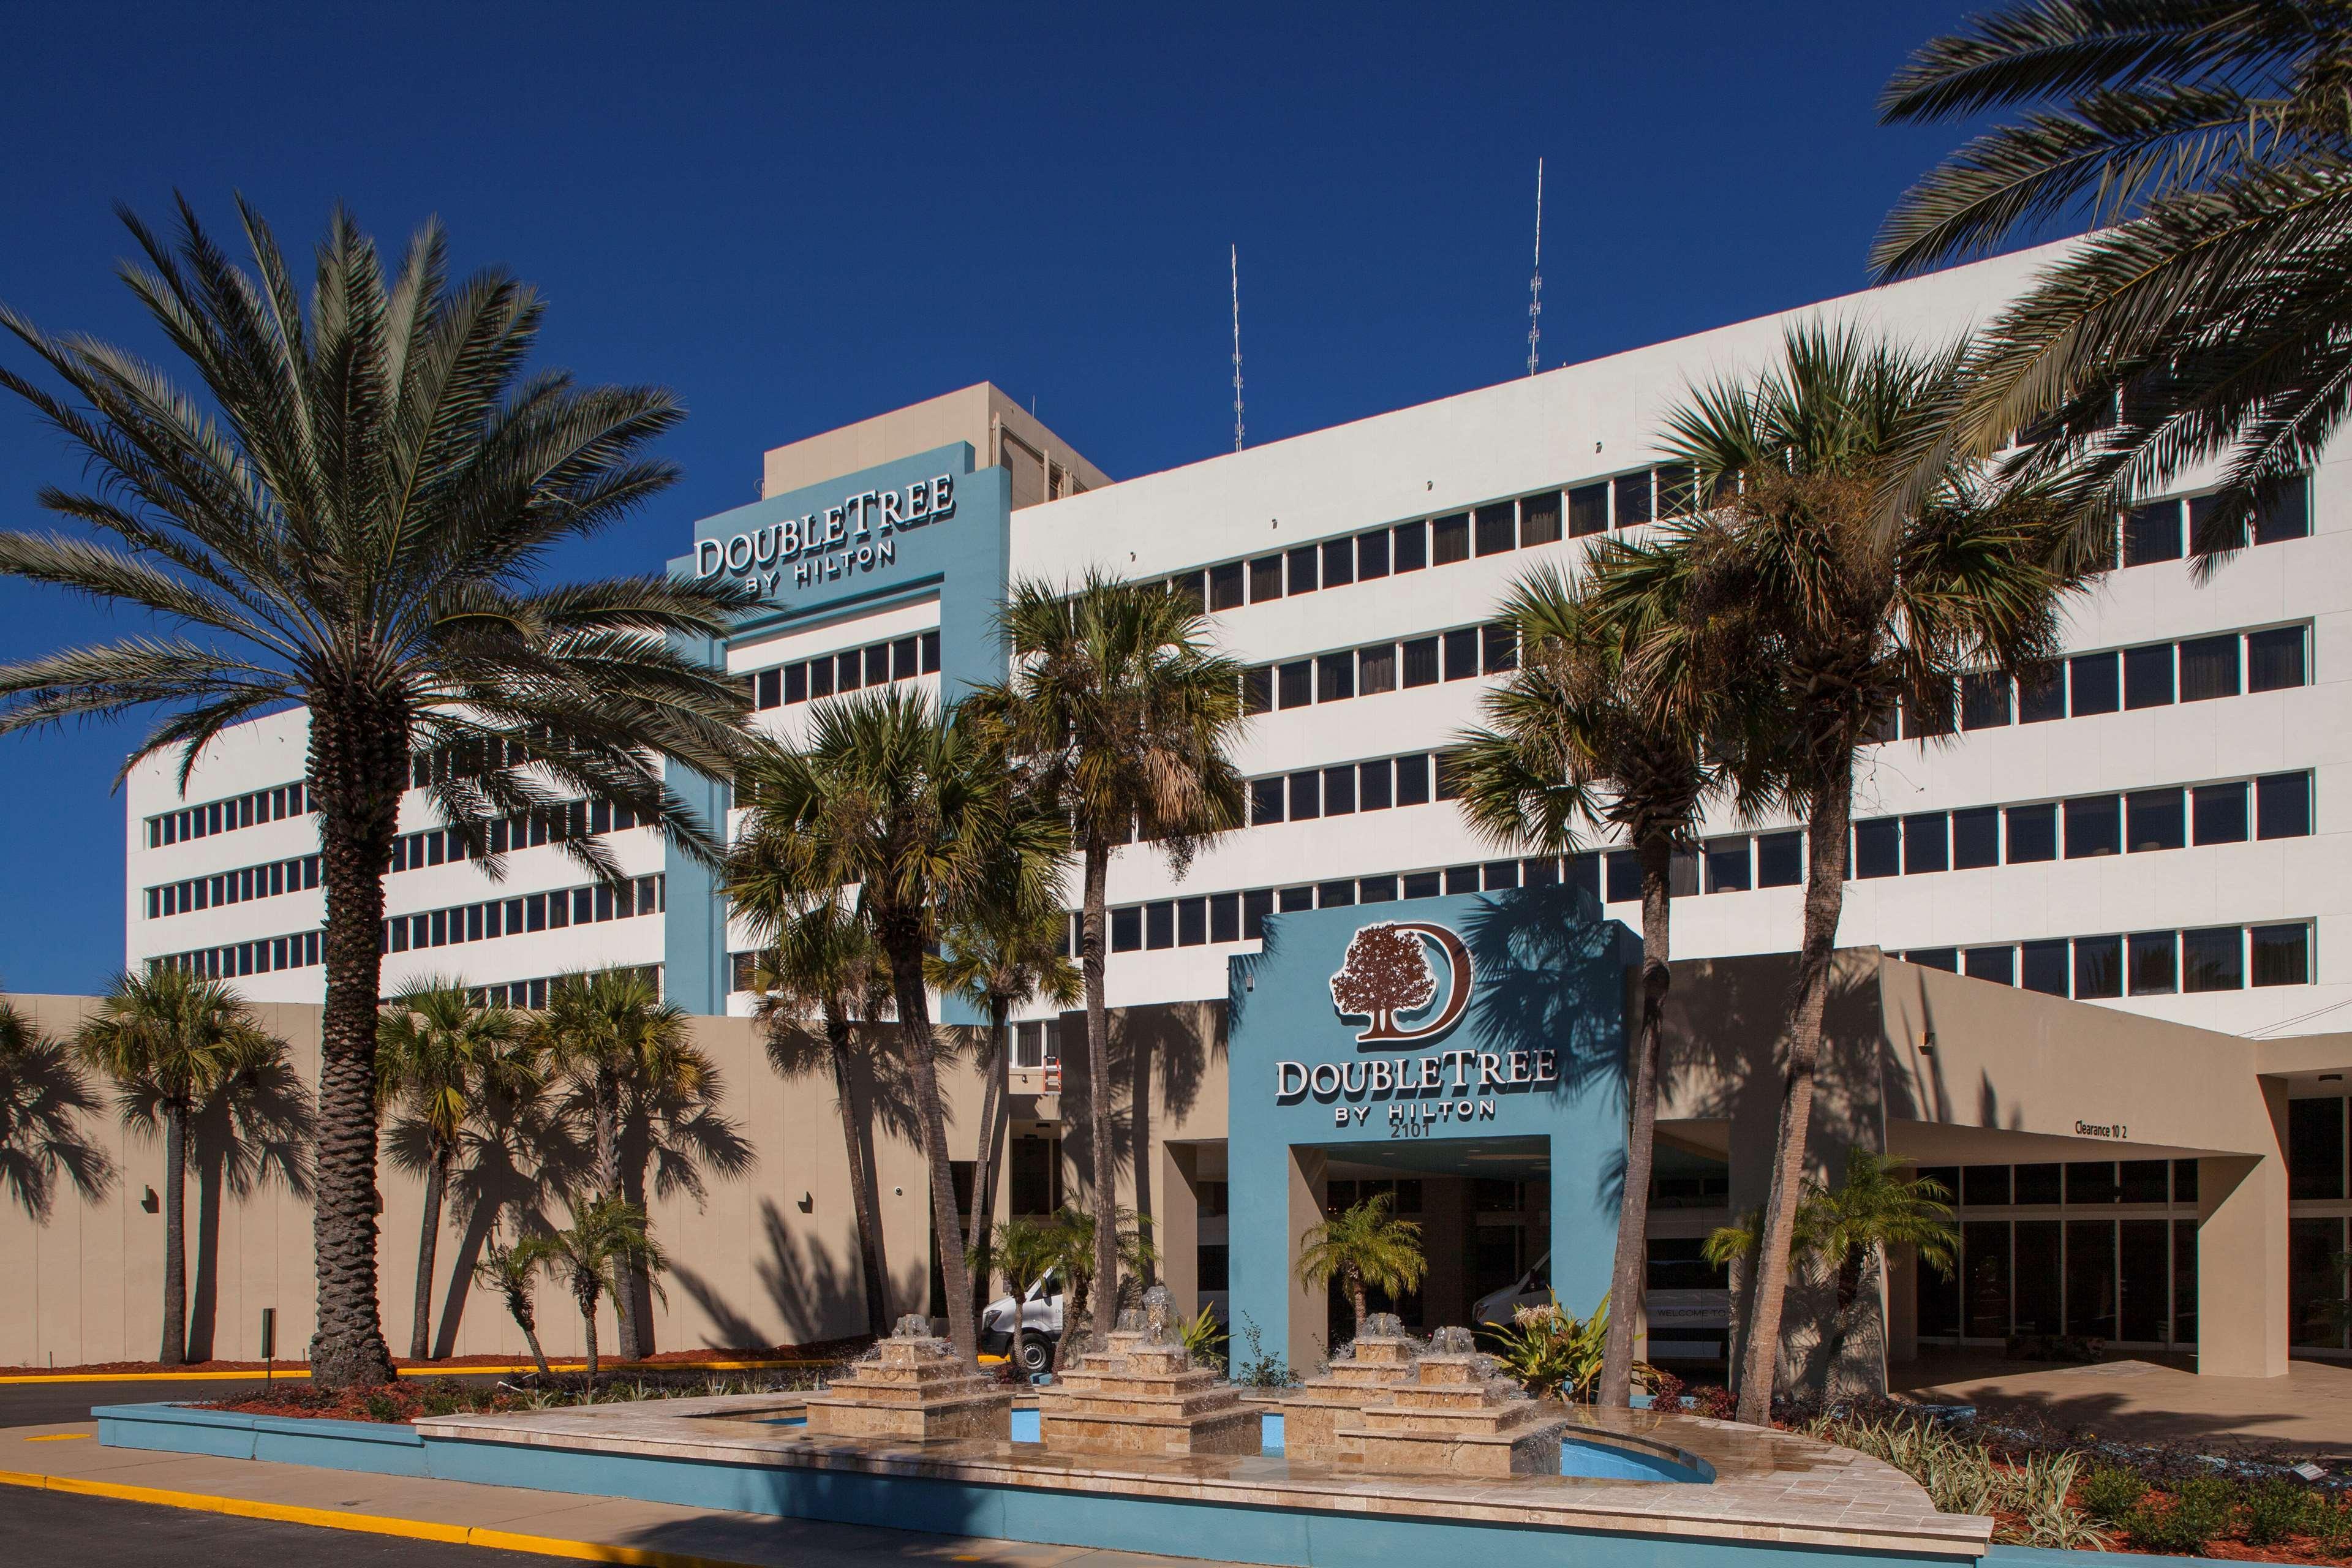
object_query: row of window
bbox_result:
[2288,1095,2352,1203]
[1898,921,2313,995]
[1921,1159,2198,1209]
[388,798,646,873]
[153,927,323,980]
[1918,1215,2196,1346]
[1850,771,2311,880]
[380,875,666,954]
[1242,623,1517,715]
[144,781,310,848]
[2111,475,2310,565]
[146,854,322,919]
[458,965,663,1014]
[1089,855,1596,955]
[1248,750,1462,824]
[1877,624,2309,742]
[750,629,943,711]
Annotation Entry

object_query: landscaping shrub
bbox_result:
[361,1390,404,1423]
[2076,1464,2149,1524]
[2121,1476,2236,1556]
[2243,1477,2320,1547]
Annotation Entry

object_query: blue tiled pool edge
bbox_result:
[98,1401,2020,1567]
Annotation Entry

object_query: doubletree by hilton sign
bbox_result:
[694,473,957,598]
[1273,919,1560,1138]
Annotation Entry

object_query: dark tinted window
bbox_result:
[1855,818,1900,879]
[2290,1098,2345,1200]
[1965,946,2016,985]
[1359,759,1392,810]
[1963,1165,2011,1205]
[2248,626,2306,691]
[1613,471,1653,527]
[2193,781,2248,844]
[1359,875,1398,904]
[1757,831,1803,887]
[1568,483,1608,537]
[1357,529,1390,579]
[1401,636,1439,687]
[1286,545,1319,594]
[1146,902,1174,950]
[2123,502,2182,565]
[2065,795,2121,858]
[1318,880,1355,908]
[837,650,862,690]
[1278,660,1311,709]
[2128,930,2177,995]
[1393,518,1427,571]
[1322,766,1355,815]
[1605,850,1639,903]
[1401,870,1442,900]
[1112,906,1142,952]
[1706,837,1751,892]
[1485,859,1521,891]
[1242,666,1272,715]
[2127,789,2185,851]
[2007,802,2057,862]
[1431,513,1469,565]
[1358,643,1396,695]
[1280,885,1313,913]
[1287,772,1319,821]
[1446,864,1480,895]
[1904,813,1949,874]
[2074,936,2123,999]
[2256,474,2312,543]
[2068,1161,2121,1205]
[1909,947,1958,972]
[2124,643,2174,708]
[2188,491,2244,555]
[1434,751,1464,800]
[2019,665,2066,723]
[2253,923,2310,986]
[1482,622,1518,674]
[1322,537,1354,587]
[2183,927,2244,992]
[892,636,918,680]
[2258,771,2312,838]
[2070,652,2120,715]
[1961,672,2011,729]
[2022,940,2070,996]
[756,668,780,709]
[2015,1162,2064,1204]
[1475,503,1516,556]
[1250,554,1283,603]
[1242,888,1272,938]
[1520,491,1562,546]
[2179,635,2239,701]
[1656,463,1697,517]
[1251,778,1284,825]
[921,630,942,673]
[1953,807,2000,869]
[1395,754,1430,805]
[1317,652,1354,702]
[1209,561,1244,610]
[1442,627,1478,680]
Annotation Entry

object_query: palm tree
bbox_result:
[976,573,1247,1346]
[73,968,282,1365]
[1452,559,1721,1409]
[1704,1151,1956,1393]
[729,688,1066,1363]
[0,202,753,1387]
[376,981,535,1360]
[1872,2,2352,550]
[1295,1190,1427,1340]
[533,967,739,1360]
[1616,322,2079,1424]
[0,997,115,1223]
[473,1237,553,1378]
[739,901,898,1340]
[513,1194,666,1382]
[929,884,1080,1278]
[973,1214,1062,1377]
[1047,1202,1159,1369]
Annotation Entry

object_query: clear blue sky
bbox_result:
[0,1,1995,994]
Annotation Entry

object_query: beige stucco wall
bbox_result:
[761,383,1110,508]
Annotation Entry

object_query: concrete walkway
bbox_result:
[4,1419,1217,1568]
[1893,1352,2352,1453]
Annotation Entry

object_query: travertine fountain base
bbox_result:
[801,1315,1012,1442]
[1281,1313,1418,1462]
[1340,1326,1567,1477]
[1037,1290,1259,1457]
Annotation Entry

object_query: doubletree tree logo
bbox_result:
[1329,921,1474,1046]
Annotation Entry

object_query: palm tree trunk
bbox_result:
[522,1319,551,1379]
[828,1012,891,1340]
[1599,833,1674,1406]
[966,999,1008,1265]
[1351,1273,1368,1338]
[884,938,979,1363]
[160,1101,187,1366]
[578,1283,600,1382]
[1079,840,1117,1344]
[307,706,402,1391]
[590,1078,638,1362]
[1734,770,1853,1425]
[410,1144,449,1362]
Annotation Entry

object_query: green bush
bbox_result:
[2122,1476,2236,1556]
[361,1390,405,1424]
[2076,1464,2149,1524]
[2242,1477,2318,1546]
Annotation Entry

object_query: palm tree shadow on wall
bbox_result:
[0,1028,116,1224]
[138,1054,313,1362]
[426,1078,592,1360]
[611,1067,756,1355]
[1098,1001,1216,1287]
[668,1196,876,1350]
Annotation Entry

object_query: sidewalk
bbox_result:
[3,1418,1208,1568]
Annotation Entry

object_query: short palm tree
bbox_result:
[740,900,898,1340]
[0,202,753,1387]
[929,876,1080,1275]
[1452,559,1721,1409]
[729,688,1066,1363]
[1705,1152,1956,1392]
[1613,322,2078,1423]
[513,1194,666,1382]
[973,1214,1062,1376]
[74,967,282,1365]
[473,1237,553,1378]
[1047,1202,1159,1368]
[975,573,1247,1346]
[1295,1189,1427,1340]
[0,996,115,1223]
[1873,2,2352,548]
[377,981,535,1360]
[532,967,729,1360]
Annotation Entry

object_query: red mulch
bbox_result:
[1,1338,867,1379]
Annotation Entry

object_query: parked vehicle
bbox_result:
[1471,1246,1730,1361]
[978,1269,1064,1373]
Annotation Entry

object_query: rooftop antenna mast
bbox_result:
[1230,244,1246,451]
[1526,157,1544,377]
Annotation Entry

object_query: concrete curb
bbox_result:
[0,1465,765,1567]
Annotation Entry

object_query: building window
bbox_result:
[1966,946,2016,985]
[2253,923,2310,986]
[1357,529,1390,580]
[2019,665,2065,723]
[2127,789,2185,852]
[2193,782,2248,843]
[1211,893,1240,943]
[1520,491,1562,546]
[1401,636,1439,687]
[2123,643,2174,709]
[1854,819,1900,879]
[1321,537,1354,587]
[1482,622,1518,674]
[1657,463,1697,518]
[1209,561,1244,611]
[2258,772,2312,839]
[2065,796,2121,858]
[1395,754,1430,806]
[1288,771,1320,821]
[1111,907,1142,952]
[1286,545,1319,595]
[1903,813,1949,875]
[1613,471,1653,527]
[1323,766,1356,815]
[1359,759,1392,810]
[1358,643,1396,696]
[2022,940,2069,996]
[1242,889,1273,938]
[2074,937,2124,999]
[1568,483,1608,537]
[1953,807,1999,869]
[1433,752,1464,801]
[1278,660,1311,709]
[1442,627,1478,680]
[1145,902,1174,950]
[1960,672,2010,729]
[1705,837,1751,893]
[1242,666,1272,715]
[2128,931,2177,995]
[1474,503,1516,556]
[1393,518,1427,571]
[2070,652,2120,716]
[1318,652,1355,702]
[2257,475,2312,543]
[1360,874,1399,903]
[2122,502,2182,567]
[2178,635,2239,701]
[2247,626,2307,692]
[1431,513,1469,565]
[1250,554,1283,603]
[2182,927,2244,992]
[1756,831,1803,887]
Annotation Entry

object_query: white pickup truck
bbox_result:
[977,1270,1065,1373]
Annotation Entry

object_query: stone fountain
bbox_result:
[1280,1312,1419,1462]
[1035,1287,1259,1457]
[800,1314,1013,1442]
[1340,1325,1568,1477]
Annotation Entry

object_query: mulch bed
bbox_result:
[2,1338,868,1379]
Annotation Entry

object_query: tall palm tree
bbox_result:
[1295,1190,1427,1341]
[533,966,737,1360]
[1452,559,1722,1408]
[73,968,282,1365]
[376,981,535,1360]
[975,573,1247,1346]
[741,901,898,1340]
[473,1237,553,1378]
[513,1194,666,1383]
[0,202,753,1387]
[1872,2,2352,549]
[1046,1202,1159,1370]
[729,688,1066,1362]
[971,1214,1061,1378]
[1615,322,2079,1423]
[929,881,1080,1276]
[0,996,115,1223]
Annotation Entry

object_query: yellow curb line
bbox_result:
[0,1467,764,1567]
[23,1433,90,1441]
[0,1358,833,1385]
